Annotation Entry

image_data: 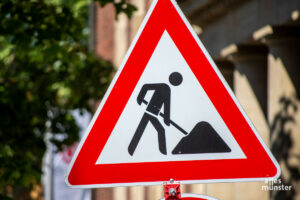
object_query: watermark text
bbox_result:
[262,178,292,191]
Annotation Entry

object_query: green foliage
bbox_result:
[95,0,137,18]
[0,0,136,199]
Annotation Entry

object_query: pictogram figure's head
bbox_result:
[169,72,183,86]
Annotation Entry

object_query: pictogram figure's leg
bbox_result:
[149,116,167,155]
[128,113,151,155]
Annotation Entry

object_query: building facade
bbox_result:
[91,0,300,199]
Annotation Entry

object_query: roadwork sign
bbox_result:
[65,0,280,188]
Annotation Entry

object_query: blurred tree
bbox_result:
[0,0,136,199]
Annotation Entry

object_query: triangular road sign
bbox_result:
[66,0,280,188]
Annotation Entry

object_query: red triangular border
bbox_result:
[66,0,280,187]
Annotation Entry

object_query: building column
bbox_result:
[93,188,113,200]
[129,0,146,42]
[127,186,145,200]
[221,43,270,200]
[255,25,300,200]
[113,8,129,67]
[147,185,163,200]
[215,59,234,90]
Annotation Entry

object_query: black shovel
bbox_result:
[142,100,231,154]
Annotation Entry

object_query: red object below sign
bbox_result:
[181,194,216,200]
[164,182,181,200]
[183,198,205,200]
[160,193,218,200]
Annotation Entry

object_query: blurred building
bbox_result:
[90,0,300,199]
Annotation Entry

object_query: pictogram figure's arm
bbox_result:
[137,84,154,105]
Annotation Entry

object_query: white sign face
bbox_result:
[97,31,245,164]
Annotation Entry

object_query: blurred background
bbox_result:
[1,0,300,200]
